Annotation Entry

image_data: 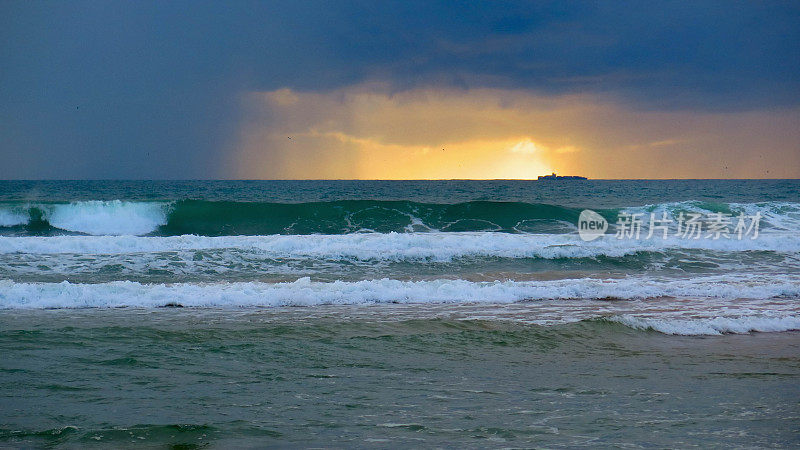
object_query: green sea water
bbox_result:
[1,180,799,447]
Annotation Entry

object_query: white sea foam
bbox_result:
[0,232,797,260]
[1,274,798,309]
[0,208,28,227]
[610,314,800,335]
[622,200,800,233]
[42,201,170,235]
[622,200,713,217]
[729,201,800,232]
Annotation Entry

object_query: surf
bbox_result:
[1,231,799,260]
[2,274,799,309]
[0,199,799,237]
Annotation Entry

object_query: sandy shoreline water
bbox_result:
[1,307,799,447]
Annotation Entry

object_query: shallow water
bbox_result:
[1,308,799,448]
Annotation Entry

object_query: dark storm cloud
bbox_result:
[1,1,798,178]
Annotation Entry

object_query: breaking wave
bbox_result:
[607,314,800,335]
[2,274,799,309]
[0,199,797,236]
[0,200,169,235]
[0,232,798,260]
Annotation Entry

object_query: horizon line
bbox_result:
[1,178,799,182]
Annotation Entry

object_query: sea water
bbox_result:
[0,180,798,447]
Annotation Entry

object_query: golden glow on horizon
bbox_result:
[352,136,555,179]
[279,131,554,179]
[232,85,800,179]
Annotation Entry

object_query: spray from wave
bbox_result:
[45,200,170,235]
[0,200,170,235]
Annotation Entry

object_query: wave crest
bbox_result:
[608,314,800,335]
[0,232,798,259]
[45,200,170,235]
[0,199,798,237]
[2,275,798,309]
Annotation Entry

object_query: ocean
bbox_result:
[0,180,799,447]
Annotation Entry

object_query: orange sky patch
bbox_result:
[233,85,800,179]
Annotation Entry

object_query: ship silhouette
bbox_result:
[537,172,587,180]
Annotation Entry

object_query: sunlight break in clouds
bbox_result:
[234,84,800,179]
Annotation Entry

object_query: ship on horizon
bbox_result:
[537,172,588,180]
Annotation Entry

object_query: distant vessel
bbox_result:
[537,172,587,180]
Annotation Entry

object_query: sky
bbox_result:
[1,1,799,179]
